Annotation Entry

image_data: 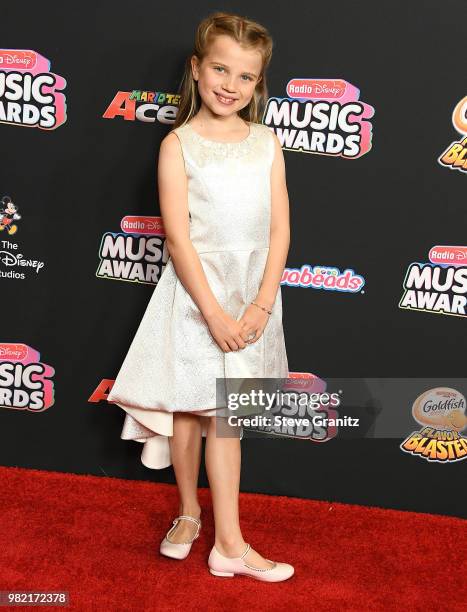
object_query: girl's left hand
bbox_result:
[237,303,270,346]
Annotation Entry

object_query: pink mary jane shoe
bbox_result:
[208,542,294,582]
[159,515,201,560]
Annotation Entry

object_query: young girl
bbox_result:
[107,11,293,582]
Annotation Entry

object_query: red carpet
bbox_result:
[0,465,465,611]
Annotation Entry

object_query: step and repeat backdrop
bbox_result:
[1,2,466,518]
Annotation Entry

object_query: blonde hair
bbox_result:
[173,11,273,128]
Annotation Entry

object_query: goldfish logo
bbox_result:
[400,387,467,463]
[438,96,467,172]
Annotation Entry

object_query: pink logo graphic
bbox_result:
[265,78,375,159]
[120,215,166,235]
[0,49,67,130]
[0,343,55,411]
[429,245,467,267]
[282,264,365,293]
[287,78,348,99]
[245,372,341,442]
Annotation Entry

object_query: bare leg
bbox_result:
[167,412,202,543]
[204,415,274,569]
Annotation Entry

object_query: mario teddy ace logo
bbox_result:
[400,387,467,463]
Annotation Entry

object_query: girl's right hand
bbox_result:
[205,310,252,353]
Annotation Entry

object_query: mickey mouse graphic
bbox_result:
[0,196,22,235]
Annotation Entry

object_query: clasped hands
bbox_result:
[206,302,271,353]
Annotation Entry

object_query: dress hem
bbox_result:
[112,401,239,470]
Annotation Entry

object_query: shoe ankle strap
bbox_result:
[240,543,251,559]
[176,515,201,528]
[170,515,201,542]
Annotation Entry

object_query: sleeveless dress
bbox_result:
[107,121,289,469]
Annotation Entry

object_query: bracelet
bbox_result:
[251,301,272,315]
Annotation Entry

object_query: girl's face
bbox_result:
[191,34,263,117]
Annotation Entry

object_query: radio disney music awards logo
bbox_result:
[0,49,67,129]
[400,388,467,463]
[282,263,365,294]
[103,87,180,124]
[239,373,345,442]
[0,343,55,412]
[438,95,467,173]
[263,78,374,159]
[399,245,467,318]
[96,215,169,285]
[0,195,46,280]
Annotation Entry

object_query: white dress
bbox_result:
[107,121,289,469]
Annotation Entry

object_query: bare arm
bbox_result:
[157,132,223,320]
[254,132,290,310]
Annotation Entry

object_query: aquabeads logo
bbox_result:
[399,245,467,318]
[0,49,67,129]
[96,216,169,285]
[400,387,467,463]
[0,343,55,411]
[438,95,467,173]
[264,78,374,159]
[282,264,365,294]
[103,89,180,123]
